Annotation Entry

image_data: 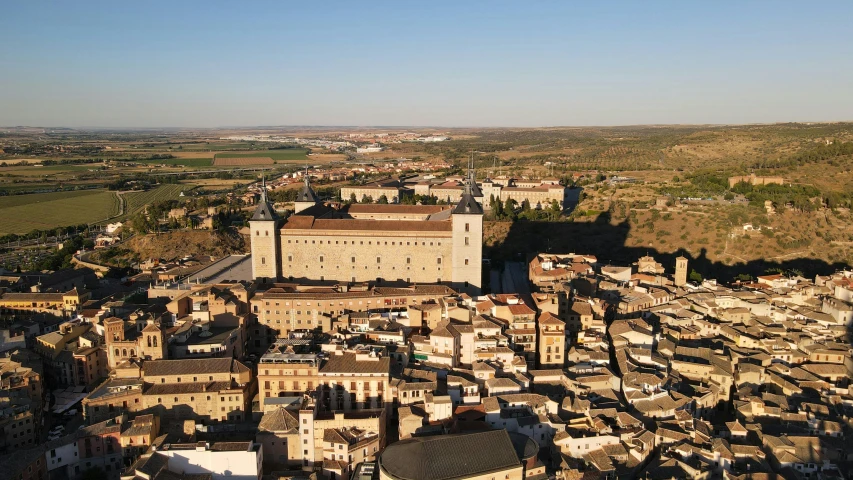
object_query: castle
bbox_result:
[250,174,484,295]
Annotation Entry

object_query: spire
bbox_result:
[304,167,310,187]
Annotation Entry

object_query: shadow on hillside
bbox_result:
[486,214,849,282]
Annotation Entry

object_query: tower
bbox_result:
[451,175,484,295]
[140,322,166,360]
[294,168,319,214]
[675,256,688,287]
[250,177,280,282]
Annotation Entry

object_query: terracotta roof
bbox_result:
[282,217,453,232]
[143,358,241,377]
[346,204,449,215]
[320,352,390,374]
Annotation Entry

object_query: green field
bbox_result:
[0,190,120,234]
[133,158,213,167]
[214,149,308,161]
[118,184,194,220]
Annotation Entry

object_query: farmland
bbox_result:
[213,149,308,161]
[132,157,213,167]
[0,189,120,234]
[117,184,194,221]
[213,157,274,166]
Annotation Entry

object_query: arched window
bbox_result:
[122,349,127,357]
[153,336,158,347]
[130,349,135,357]
[147,337,152,348]
[114,348,120,356]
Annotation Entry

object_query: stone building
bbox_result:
[340,180,404,204]
[250,177,484,295]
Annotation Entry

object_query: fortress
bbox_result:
[250,175,484,295]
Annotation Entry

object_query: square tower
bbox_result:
[250,188,280,282]
[675,256,688,287]
[451,188,483,295]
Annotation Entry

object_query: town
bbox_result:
[0,173,850,480]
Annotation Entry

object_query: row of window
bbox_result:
[287,239,445,246]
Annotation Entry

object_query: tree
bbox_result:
[377,195,389,204]
[521,199,531,211]
[688,269,703,283]
[348,193,357,204]
[493,196,504,219]
[549,200,562,220]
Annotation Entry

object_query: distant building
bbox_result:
[728,173,784,188]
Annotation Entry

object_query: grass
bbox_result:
[214,149,308,161]
[0,189,120,234]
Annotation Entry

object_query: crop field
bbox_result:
[133,158,213,167]
[0,189,120,234]
[213,149,308,161]
[213,156,274,166]
[118,184,194,220]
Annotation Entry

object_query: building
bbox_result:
[251,284,456,338]
[250,177,484,295]
[155,441,262,480]
[674,256,688,287]
[81,357,254,424]
[537,312,565,368]
[378,430,525,480]
[476,177,566,210]
[340,180,404,204]
[728,174,784,188]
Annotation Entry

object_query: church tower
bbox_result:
[140,322,166,360]
[294,170,319,214]
[675,256,688,287]
[250,178,280,282]
[451,175,484,295]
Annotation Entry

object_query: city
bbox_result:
[2,2,853,480]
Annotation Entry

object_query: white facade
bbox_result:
[158,443,263,480]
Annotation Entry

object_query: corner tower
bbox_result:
[451,181,483,295]
[294,170,319,214]
[250,178,280,282]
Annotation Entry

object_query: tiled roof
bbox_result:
[320,352,390,374]
[282,217,453,232]
[143,358,239,377]
[379,430,519,480]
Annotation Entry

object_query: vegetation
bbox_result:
[0,189,120,234]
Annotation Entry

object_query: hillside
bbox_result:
[92,230,247,266]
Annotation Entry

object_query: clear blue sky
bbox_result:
[2,1,852,128]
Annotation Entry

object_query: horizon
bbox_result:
[2,1,853,127]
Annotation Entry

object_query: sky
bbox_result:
[1,1,852,128]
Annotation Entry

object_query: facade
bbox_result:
[81,357,254,423]
[250,178,484,295]
[340,180,403,204]
[481,178,566,209]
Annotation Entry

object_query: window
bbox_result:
[464,258,469,266]
[465,237,469,246]
[261,257,266,265]
[465,222,470,232]
[376,257,381,264]
[319,255,324,263]
[437,257,442,265]
[351,256,356,263]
